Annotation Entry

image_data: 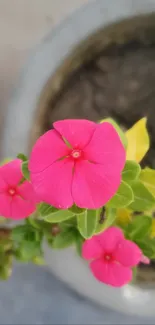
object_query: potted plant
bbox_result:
[2,0,155,317]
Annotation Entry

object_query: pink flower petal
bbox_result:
[95,227,124,251]
[72,160,121,209]
[11,196,36,220]
[0,193,11,218]
[18,181,38,204]
[0,177,7,192]
[90,258,132,287]
[54,119,96,149]
[31,159,74,209]
[84,122,126,172]
[0,159,22,186]
[114,239,142,267]
[141,255,150,264]
[82,237,103,260]
[29,129,69,173]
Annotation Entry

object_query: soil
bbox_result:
[42,42,155,169]
[36,39,155,285]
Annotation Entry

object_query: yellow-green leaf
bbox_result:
[45,209,74,223]
[95,208,116,234]
[69,205,85,215]
[122,161,141,182]
[116,208,132,226]
[38,203,55,217]
[126,118,150,163]
[127,215,152,241]
[100,118,127,148]
[108,181,134,208]
[32,256,45,265]
[52,229,76,249]
[151,219,155,238]
[140,168,155,197]
[77,210,98,239]
[129,181,155,211]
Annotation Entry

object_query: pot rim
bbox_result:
[44,244,155,317]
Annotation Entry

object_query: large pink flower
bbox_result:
[82,227,142,287]
[0,159,37,219]
[29,119,125,209]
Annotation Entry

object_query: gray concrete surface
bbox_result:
[0,263,154,325]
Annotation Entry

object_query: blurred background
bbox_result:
[0,0,89,142]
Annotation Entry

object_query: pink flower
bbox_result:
[0,159,37,219]
[29,119,125,209]
[82,227,142,287]
[141,255,150,265]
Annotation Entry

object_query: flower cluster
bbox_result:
[0,117,154,286]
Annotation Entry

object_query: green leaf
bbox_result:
[132,267,137,278]
[75,234,84,256]
[131,267,137,284]
[21,161,30,180]
[130,266,138,285]
[95,208,116,234]
[17,153,27,162]
[0,239,12,252]
[69,205,85,215]
[19,240,41,260]
[0,265,12,280]
[108,181,133,208]
[126,215,152,241]
[11,224,42,245]
[77,209,98,239]
[60,217,77,230]
[101,118,127,148]
[32,256,45,265]
[52,228,76,249]
[140,168,155,197]
[27,217,41,230]
[34,230,43,242]
[38,203,55,217]
[129,181,155,211]
[135,238,155,259]
[38,203,73,224]
[45,209,74,223]
[11,225,28,242]
[122,161,141,182]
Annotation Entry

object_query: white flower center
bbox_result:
[8,188,16,196]
[71,149,81,159]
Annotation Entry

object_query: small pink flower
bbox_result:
[82,227,142,287]
[29,119,125,209]
[0,159,37,219]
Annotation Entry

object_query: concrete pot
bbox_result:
[2,0,155,317]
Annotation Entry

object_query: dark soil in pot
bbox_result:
[30,13,155,286]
